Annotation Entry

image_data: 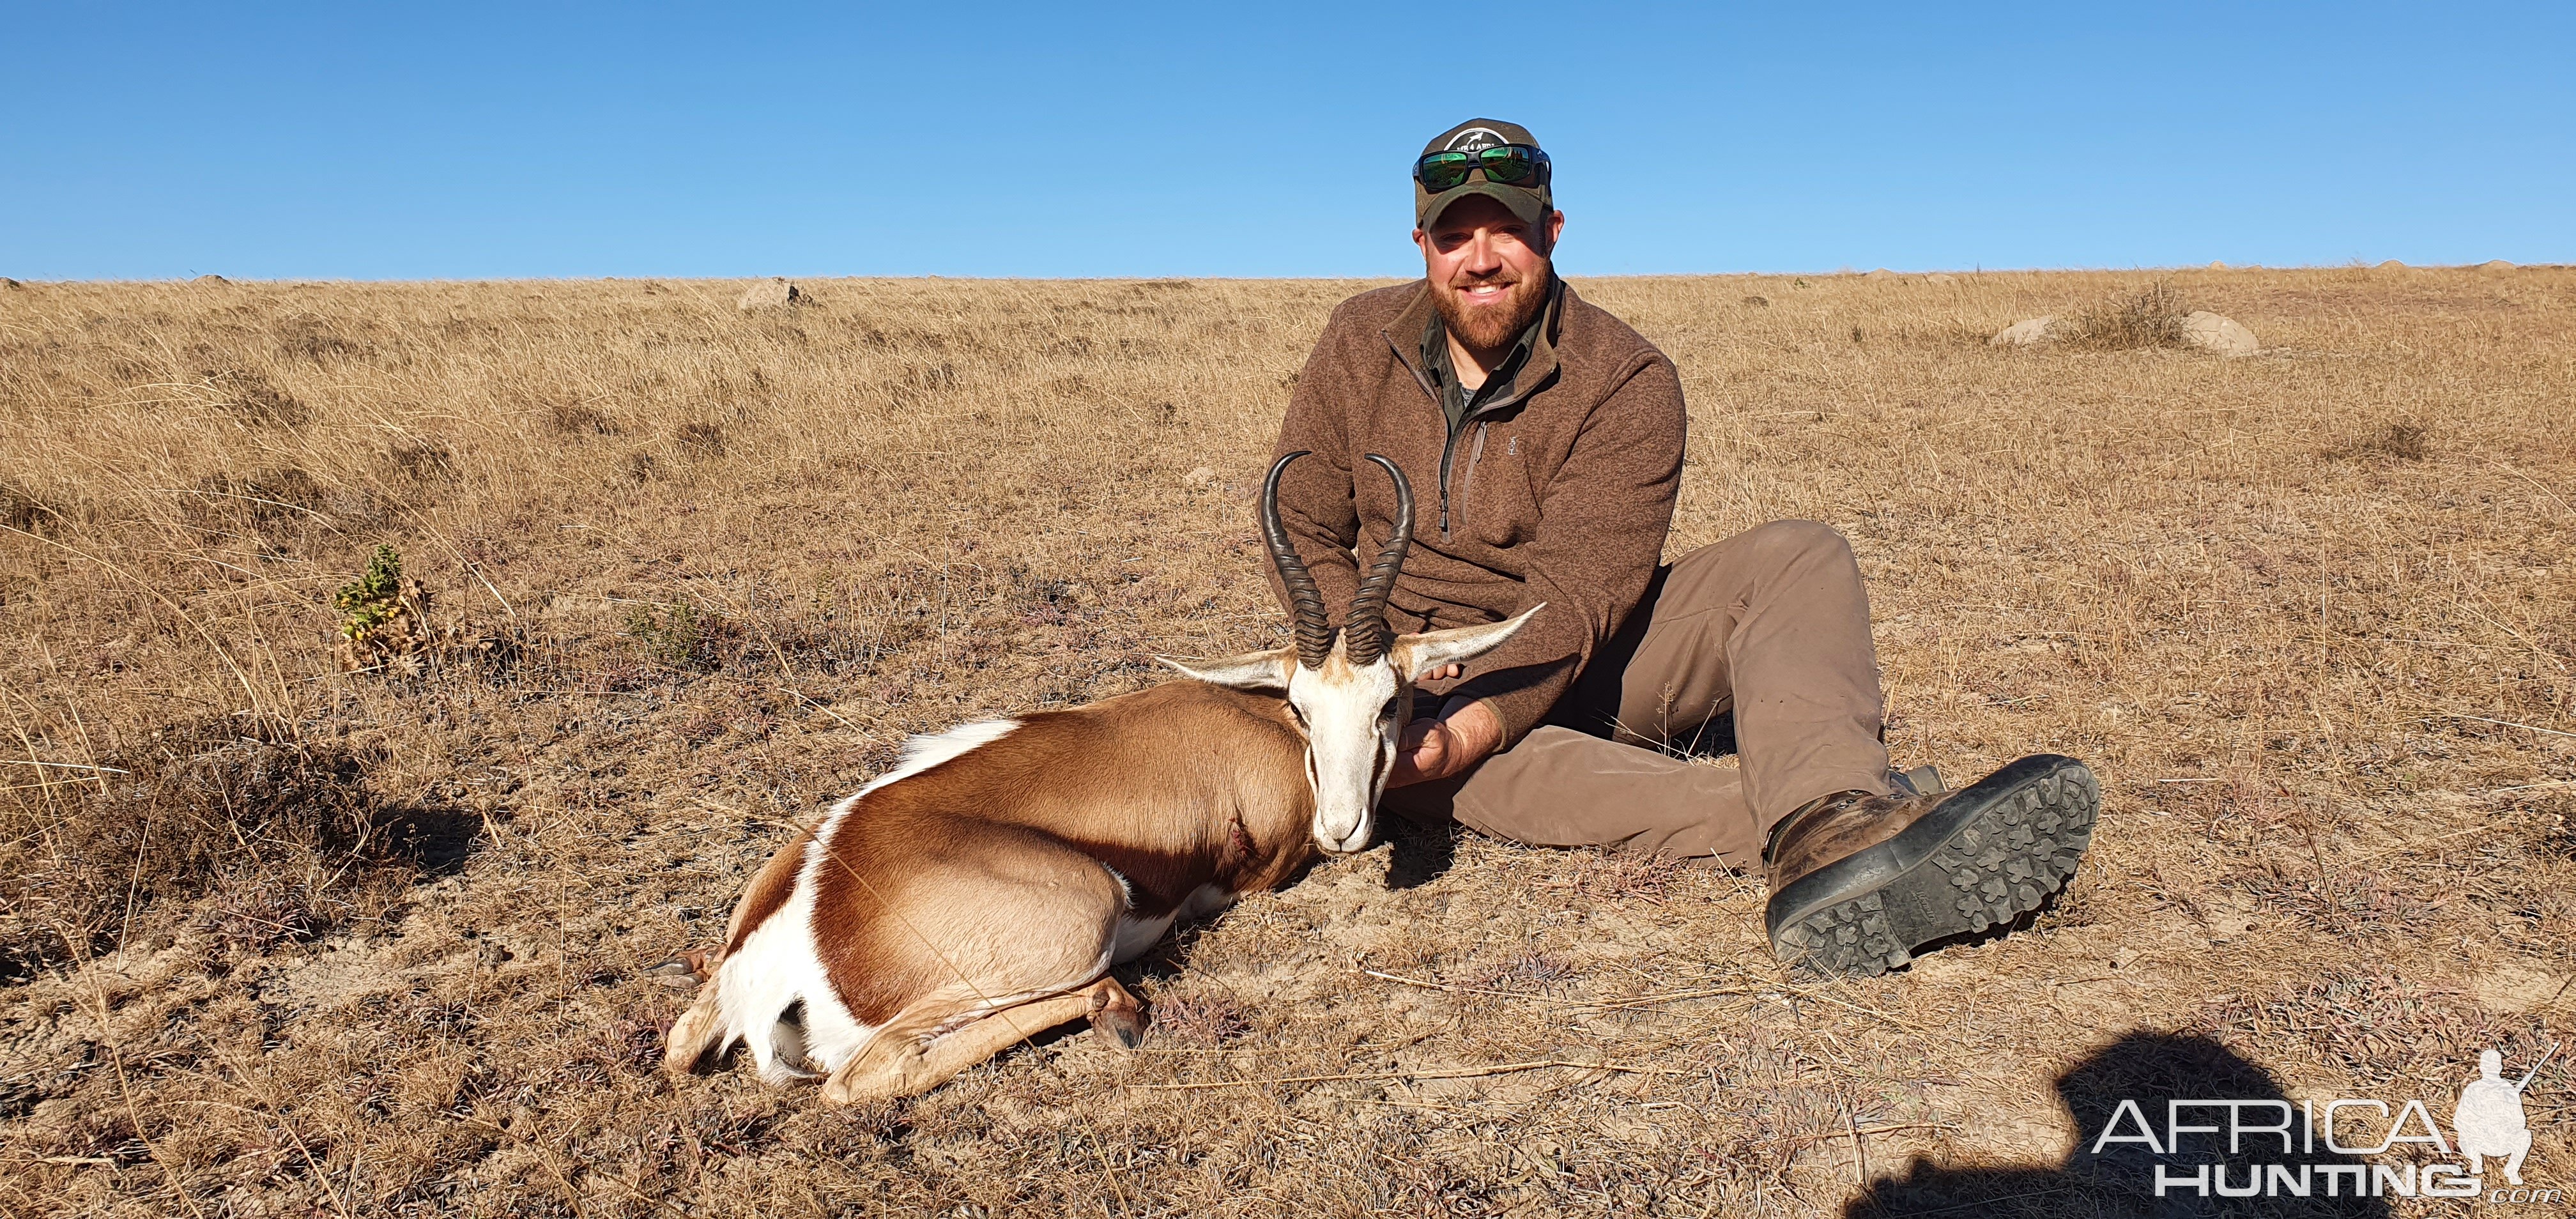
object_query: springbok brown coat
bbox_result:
[663,453,1537,1103]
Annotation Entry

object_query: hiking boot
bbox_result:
[1764,755,2098,979]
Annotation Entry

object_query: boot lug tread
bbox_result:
[1769,756,2100,981]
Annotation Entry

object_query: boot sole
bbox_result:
[1766,755,2098,979]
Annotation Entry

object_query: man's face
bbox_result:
[1414,194,1563,353]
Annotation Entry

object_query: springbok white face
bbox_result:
[1168,610,1536,854]
[1163,450,1540,855]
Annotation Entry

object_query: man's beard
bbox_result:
[1432,262,1551,353]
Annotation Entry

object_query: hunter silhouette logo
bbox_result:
[2458,1045,2550,1186]
[2086,1041,2560,1204]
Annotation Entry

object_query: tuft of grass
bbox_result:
[625,600,716,668]
[0,479,55,535]
[383,439,457,482]
[2327,420,2432,461]
[2066,280,2189,349]
[674,420,728,458]
[275,316,369,362]
[0,718,476,977]
[203,366,309,427]
[192,465,331,533]
[548,401,621,436]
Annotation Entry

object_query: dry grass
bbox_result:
[1,266,2570,1215]
[2062,280,2191,350]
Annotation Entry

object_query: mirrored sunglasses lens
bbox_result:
[1416,153,1473,190]
[1476,147,1537,183]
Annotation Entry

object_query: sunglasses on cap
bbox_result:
[1413,144,1550,193]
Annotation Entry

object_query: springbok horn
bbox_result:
[1261,451,1337,670]
[1342,454,1414,667]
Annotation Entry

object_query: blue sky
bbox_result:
[4,3,2568,279]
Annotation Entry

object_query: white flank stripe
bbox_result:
[856,718,1020,798]
[702,719,1024,1084]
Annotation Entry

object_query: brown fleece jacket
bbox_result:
[1268,278,1686,744]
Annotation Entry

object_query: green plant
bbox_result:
[335,544,406,641]
[624,600,707,666]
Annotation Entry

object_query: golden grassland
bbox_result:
[0,265,2569,1216]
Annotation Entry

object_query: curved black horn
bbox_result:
[1261,451,1337,670]
[1342,454,1414,666]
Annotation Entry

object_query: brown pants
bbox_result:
[1387,520,1895,868]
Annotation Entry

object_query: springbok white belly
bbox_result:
[1110,882,1235,964]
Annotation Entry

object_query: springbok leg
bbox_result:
[662,990,728,1075]
[1086,975,1146,1048]
[819,976,1138,1104]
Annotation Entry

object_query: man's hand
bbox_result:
[1388,697,1504,788]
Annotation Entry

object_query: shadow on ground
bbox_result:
[1850,1032,2394,1218]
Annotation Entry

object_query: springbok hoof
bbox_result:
[1086,987,1147,1050]
[1090,1007,1146,1050]
[643,949,715,989]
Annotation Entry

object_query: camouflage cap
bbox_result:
[1414,118,1552,230]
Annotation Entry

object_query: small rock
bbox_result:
[193,273,228,285]
[1923,273,1955,284]
[737,277,801,311]
[1990,316,2060,347]
[2178,310,2258,356]
[2208,260,2227,270]
[1740,295,1769,307]
[1182,466,1217,489]
[1864,268,1897,280]
[2375,259,2406,270]
[2482,259,2516,271]
[0,277,19,289]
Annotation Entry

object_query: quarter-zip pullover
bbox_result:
[1420,279,1557,535]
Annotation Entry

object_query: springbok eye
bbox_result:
[1285,701,1307,727]
[1381,696,1402,720]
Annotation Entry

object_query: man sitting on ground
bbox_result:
[1266,118,2099,977]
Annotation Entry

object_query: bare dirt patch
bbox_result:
[1,269,2570,1215]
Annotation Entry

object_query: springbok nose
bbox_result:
[1321,802,1377,852]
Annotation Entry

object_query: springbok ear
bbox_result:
[1390,604,1544,683]
[1158,647,1296,692]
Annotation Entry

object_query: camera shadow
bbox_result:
[1848,1032,2393,1218]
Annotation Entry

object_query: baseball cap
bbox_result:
[1414,118,1553,231]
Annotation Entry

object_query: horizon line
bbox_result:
[4,260,2556,288]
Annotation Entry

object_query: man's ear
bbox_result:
[1158,648,1295,693]
[1390,604,1544,684]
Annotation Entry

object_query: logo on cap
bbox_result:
[1444,127,1511,153]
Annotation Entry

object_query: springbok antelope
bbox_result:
[663,452,1538,1103]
